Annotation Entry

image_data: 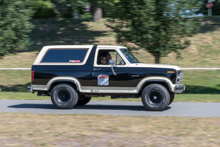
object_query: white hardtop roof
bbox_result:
[43,45,93,48]
[43,45,127,49]
[97,45,127,48]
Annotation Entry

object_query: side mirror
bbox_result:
[109,60,115,66]
[109,60,117,75]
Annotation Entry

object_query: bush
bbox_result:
[0,0,34,57]
[31,0,56,18]
[52,0,88,19]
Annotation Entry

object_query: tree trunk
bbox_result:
[90,0,102,22]
[155,55,160,64]
[93,8,102,22]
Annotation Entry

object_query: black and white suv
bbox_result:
[28,45,185,111]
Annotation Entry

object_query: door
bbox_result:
[91,48,130,93]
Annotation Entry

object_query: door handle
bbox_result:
[93,68,101,71]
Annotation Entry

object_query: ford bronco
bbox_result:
[28,45,185,111]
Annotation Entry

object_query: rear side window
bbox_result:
[41,49,88,63]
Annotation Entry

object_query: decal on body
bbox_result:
[98,74,109,86]
[69,60,80,63]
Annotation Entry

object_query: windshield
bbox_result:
[120,48,140,63]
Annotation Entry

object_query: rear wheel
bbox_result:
[51,84,78,109]
[76,96,91,106]
[141,84,170,111]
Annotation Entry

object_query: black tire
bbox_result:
[168,93,175,105]
[141,84,170,111]
[51,84,78,109]
[76,96,91,106]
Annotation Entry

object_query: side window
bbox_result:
[97,49,125,65]
[116,53,125,65]
[41,49,88,63]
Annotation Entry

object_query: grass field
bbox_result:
[0,70,219,102]
[0,114,219,146]
[0,17,219,68]
[0,70,31,92]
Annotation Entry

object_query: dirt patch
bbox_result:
[0,114,219,146]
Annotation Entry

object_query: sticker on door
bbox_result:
[98,74,109,85]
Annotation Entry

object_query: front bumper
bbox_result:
[174,84,185,94]
[27,86,32,92]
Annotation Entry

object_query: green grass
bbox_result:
[181,70,220,94]
[0,17,220,68]
[0,51,38,68]
[0,70,31,92]
[0,92,49,100]
[0,70,219,102]
[174,94,220,102]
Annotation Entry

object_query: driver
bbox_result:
[99,56,107,65]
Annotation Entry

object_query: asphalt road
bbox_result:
[0,100,220,117]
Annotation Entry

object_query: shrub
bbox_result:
[0,0,34,57]
[31,0,56,18]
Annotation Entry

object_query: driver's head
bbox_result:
[99,56,106,64]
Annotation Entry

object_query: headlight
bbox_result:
[176,70,183,84]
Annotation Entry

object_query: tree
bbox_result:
[89,0,118,21]
[0,0,34,58]
[51,0,85,18]
[212,0,220,15]
[51,0,117,21]
[106,0,202,63]
[31,0,56,19]
[88,0,98,21]
[52,0,99,20]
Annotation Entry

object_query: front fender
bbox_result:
[136,76,174,93]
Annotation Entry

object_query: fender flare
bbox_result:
[137,77,174,93]
[47,77,81,91]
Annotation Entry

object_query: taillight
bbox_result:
[32,70,34,82]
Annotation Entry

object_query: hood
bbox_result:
[129,63,181,70]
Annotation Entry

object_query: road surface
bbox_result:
[0,100,220,117]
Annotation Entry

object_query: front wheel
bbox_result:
[168,94,175,105]
[141,84,170,111]
[51,84,78,109]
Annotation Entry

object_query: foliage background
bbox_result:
[0,0,34,58]
[31,0,56,18]
[106,0,202,63]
